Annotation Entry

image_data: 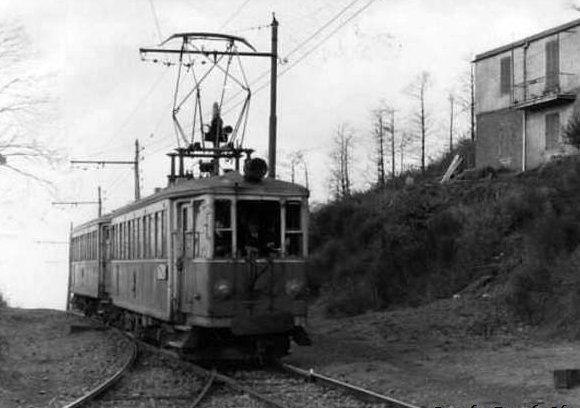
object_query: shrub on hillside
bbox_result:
[323,279,378,317]
[505,264,551,323]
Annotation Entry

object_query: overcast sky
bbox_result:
[1,0,579,308]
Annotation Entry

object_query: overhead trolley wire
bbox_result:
[148,0,164,42]
[219,0,252,31]
[90,67,170,158]
[224,0,376,114]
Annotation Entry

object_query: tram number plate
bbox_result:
[156,265,168,281]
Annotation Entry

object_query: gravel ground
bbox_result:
[0,308,131,408]
[285,296,580,408]
[86,348,208,408]
[4,298,580,408]
[226,368,390,408]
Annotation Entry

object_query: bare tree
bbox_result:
[397,129,417,174]
[0,21,59,188]
[405,71,432,173]
[448,93,454,152]
[329,124,354,199]
[371,102,396,186]
[454,64,476,143]
[288,150,309,189]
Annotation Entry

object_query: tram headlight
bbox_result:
[285,279,303,298]
[213,280,233,299]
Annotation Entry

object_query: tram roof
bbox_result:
[109,171,309,218]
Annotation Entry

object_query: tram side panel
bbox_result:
[108,200,172,321]
[71,227,100,299]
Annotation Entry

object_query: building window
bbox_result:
[500,56,511,95]
[545,112,560,149]
[545,39,560,92]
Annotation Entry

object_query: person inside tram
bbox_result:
[240,218,278,258]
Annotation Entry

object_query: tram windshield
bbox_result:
[237,200,280,257]
[213,199,304,259]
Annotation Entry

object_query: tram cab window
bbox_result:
[214,200,232,258]
[237,200,281,258]
[285,201,303,257]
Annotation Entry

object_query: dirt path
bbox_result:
[286,299,580,408]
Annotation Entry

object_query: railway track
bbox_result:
[61,328,137,408]
[64,313,422,408]
[222,364,423,408]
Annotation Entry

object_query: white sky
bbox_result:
[0,0,579,308]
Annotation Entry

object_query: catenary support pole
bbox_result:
[135,139,141,200]
[268,14,278,179]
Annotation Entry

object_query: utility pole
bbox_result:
[268,14,278,179]
[449,94,454,152]
[470,64,475,142]
[97,186,102,217]
[377,115,385,186]
[71,139,141,200]
[52,186,103,217]
[390,110,395,178]
[134,140,141,200]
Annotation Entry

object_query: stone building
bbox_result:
[474,18,580,170]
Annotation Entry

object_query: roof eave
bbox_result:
[473,17,580,63]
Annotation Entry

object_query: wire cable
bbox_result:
[218,0,252,31]
[90,68,170,157]
[226,0,377,113]
[148,0,164,42]
[222,0,365,112]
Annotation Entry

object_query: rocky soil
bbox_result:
[0,308,131,408]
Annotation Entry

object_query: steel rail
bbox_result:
[211,370,289,408]
[61,333,138,408]
[191,369,217,407]
[279,363,423,408]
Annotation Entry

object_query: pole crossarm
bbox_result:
[140,48,274,58]
[71,160,136,165]
[52,201,100,205]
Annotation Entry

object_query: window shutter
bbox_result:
[500,56,511,95]
[545,39,559,91]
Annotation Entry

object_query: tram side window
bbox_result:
[156,211,164,258]
[136,218,140,259]
[161,210,166,258]
[285,201,304,257]
[116,225,120,259]
[142,216,148,259]
[111,226,116,259]
[91,231,96,260]
[120,222,124,259]
[149,215,155,259]
[214,200,232,258]
[193,201,203,258]
[182,206,193,258]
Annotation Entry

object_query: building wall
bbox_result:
[475,22,580,170]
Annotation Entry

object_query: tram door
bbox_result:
[176,200,206,314]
